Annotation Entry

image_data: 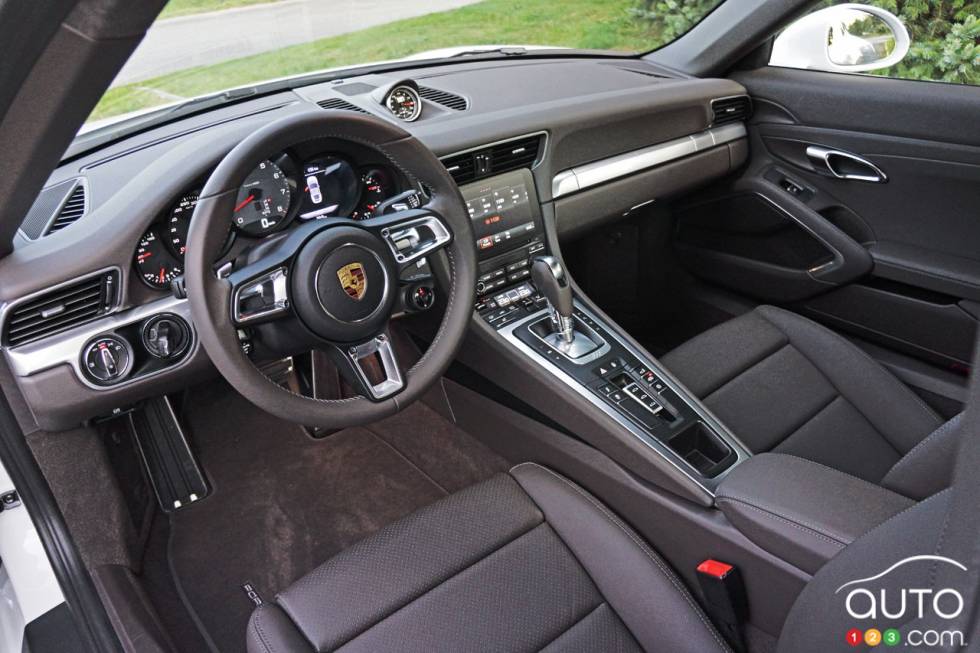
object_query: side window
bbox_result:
[769,1,979,86]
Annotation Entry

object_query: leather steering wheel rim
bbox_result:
[185,110,476,429]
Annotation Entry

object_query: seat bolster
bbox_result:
[881,413,963,499]
[510,463,731,653]
[247,604,312,653]
[756,306,942,453]
[661,309,787,397]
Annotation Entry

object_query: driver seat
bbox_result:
[246,462,730,653]
[247,457,974,653]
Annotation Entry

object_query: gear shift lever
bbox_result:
[531,256,575,345]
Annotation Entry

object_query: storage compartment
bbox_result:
[674,193,833,269]
[667,422,734,477]
[715,454,914,574]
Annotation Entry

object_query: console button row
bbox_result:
[481,283,542,328]
[476,221,537,252]
[593,356,668,394]
[477,254,533,296]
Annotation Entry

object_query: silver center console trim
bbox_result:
[527,315,608,365]
[3,295,198,391]
[551,123,747,199]
[497,301,750,494]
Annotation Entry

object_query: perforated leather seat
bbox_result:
[662,305,961,498]
[246,463,731,653]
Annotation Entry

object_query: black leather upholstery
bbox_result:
[662,305,960,496]
[246,464,730,653]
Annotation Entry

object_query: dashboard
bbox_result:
[134,144,407,291]
[0,56,747,430]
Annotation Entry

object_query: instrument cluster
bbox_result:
[133,150,402,290]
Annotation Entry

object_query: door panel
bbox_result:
[673,67,980,373]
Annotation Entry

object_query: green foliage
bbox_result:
[806,0,979,84]
[628,0,723,43]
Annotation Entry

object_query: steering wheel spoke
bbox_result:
[328,332,405,401]
[228,264,292,327]
[360,209,452,271]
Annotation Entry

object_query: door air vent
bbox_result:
[4,270,119,347]
[316,97,369,113]
[441,134,543,186]
[47,183,87,234]
[418,86,468,111]
[711,96,752,125]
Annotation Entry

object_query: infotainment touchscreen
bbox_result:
[459,168,542,259]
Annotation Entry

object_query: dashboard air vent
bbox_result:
[711,96,752,125]
[441,134,543,186]
[4,270,118,347]
[418,86,468,111]
[19,180,87,240]
[317,97,369,114]
[46,183,87,234]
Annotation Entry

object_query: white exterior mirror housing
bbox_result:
[770,3,911,73]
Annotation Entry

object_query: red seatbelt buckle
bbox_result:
[697,559,734,579]
[697,559,747,652]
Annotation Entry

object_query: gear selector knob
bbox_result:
[531,256,575,343]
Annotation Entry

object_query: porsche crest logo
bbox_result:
[337,262,367,301]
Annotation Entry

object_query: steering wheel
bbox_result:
[185,111,476,428]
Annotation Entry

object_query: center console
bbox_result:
[461,169,750,495]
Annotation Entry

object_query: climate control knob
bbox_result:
[81,335,133,385]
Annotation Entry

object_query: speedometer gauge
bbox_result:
[167,191,197,257]
[135,228,182,289]
[233,160,291,236]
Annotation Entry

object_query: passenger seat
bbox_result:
[662,305,961,499]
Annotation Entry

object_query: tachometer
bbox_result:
[135,228,183,289]
[233,160,291,236]
[167,191,197,257]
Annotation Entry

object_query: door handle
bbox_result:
[805,145,888,183]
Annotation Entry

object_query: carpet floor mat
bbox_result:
[168,381,507,652]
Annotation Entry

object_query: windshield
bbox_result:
[87,0,724,128]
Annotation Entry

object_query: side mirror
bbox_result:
[770,3,910,73]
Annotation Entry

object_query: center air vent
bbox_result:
[316,97,369,114]
[4,270,118,347]
[711,96,752,125]
[418,86,468,111]
[441,135,543,185]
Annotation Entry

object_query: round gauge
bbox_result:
[385,85,422,122]
[298,156,359,220]
[353,168,395,219]
[233,160,292,236]
[167,191,198,257]
[135,228,183,289]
